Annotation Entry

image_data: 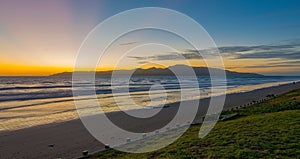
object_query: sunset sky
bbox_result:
[0,0,300,76]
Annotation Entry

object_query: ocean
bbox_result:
[0,76,300,131]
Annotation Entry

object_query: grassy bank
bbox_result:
[85,89,300,159]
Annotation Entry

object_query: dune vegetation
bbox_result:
[84,89,300,159]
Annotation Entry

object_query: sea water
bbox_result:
[0,76,299,131]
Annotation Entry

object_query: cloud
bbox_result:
[119,41,137,46]
[127,52,202,61]
[216,40,300,60]
[218,44,296,53]
[227,60,300,69]
[127,40,300,70]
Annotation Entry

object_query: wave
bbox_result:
[0,76,299,102]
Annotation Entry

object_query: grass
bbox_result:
[84,89,300,159]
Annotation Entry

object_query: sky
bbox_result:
[0,0,300,76]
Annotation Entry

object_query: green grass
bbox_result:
[85,89,300,159]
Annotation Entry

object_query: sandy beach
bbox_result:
[1,81,300,159]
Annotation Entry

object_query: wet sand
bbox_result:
[1,81,300,159]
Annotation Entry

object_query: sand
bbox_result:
[0,81,300,159]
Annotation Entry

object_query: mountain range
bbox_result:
[50,65,263,77]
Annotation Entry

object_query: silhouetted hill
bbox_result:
[50,65,263,77]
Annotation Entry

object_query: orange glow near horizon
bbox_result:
[0,53,297,76]
[0,63,73,76]
[0,62,197,76]
[0,60,298,76]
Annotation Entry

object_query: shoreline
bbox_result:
[1,81,300,159]
[1,80,299,132]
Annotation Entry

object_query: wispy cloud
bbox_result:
[126,40,300,71]
[227,60,300,69]
[216,40,300,60]
[234,51,300,60]
[127,52,202,61]
[119,41,137,46]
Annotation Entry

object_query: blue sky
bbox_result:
[0,0,299,75]
[72,0,300,46]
